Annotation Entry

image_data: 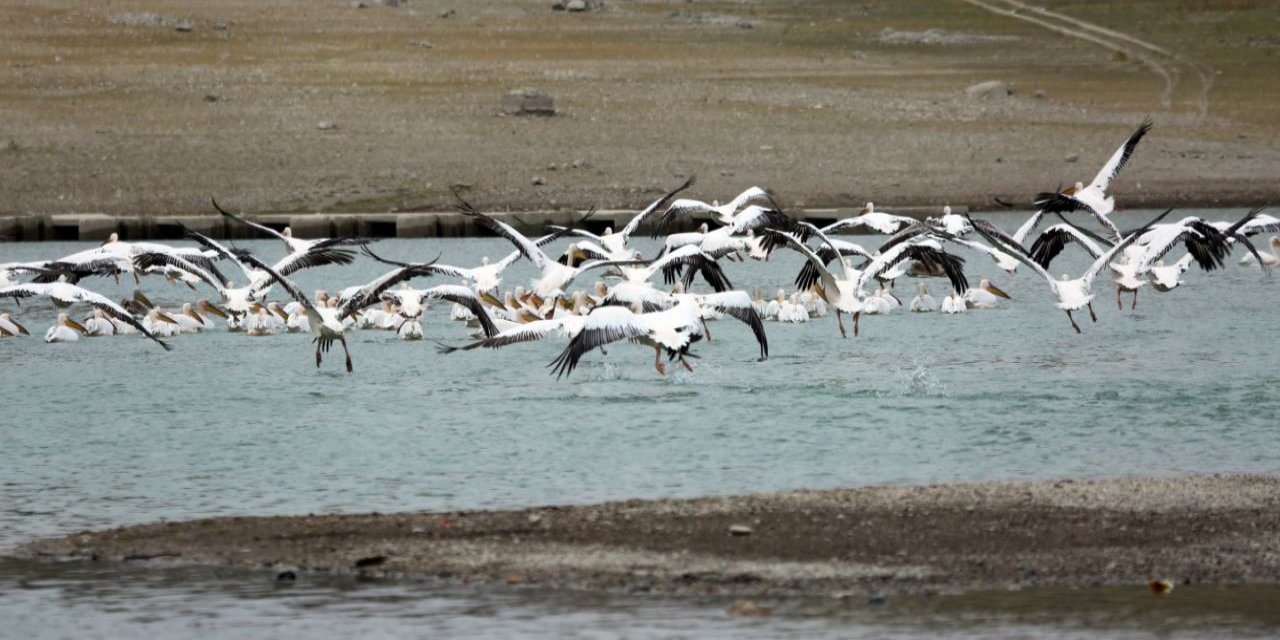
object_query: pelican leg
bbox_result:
[653,345,666,375]
[853,312,861,338]
[1116,286,1123,310]
[315,344,323,368]
[680,354,695,372]
[1067,310,1081,334]
[1131,290,1138,310]
[701,318,712,342]
[341,336,353,374]
[1087,302,1097,323]
[836,310,847,338]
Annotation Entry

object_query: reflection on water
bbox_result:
[3,558,1278,639]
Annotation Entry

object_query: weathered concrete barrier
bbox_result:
[0,205,968,241]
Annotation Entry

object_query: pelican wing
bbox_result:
[238,254,317,317]
[857,241,968,295]
[794,239,871,291]
[765,229,841,296]
[439,317,576,353]
[179,224,259,283]
[548,306,649,379]
[456,197,552,269]
[211,198,290,244]
[728,205,791,235]
[1028,223,1107,269]
[645,245,732,292]
[418,285,499,338]
[132,251,229,289]
[1090,118,1153,192]
[696,291,768,359]
[651,198,714,238]
[620,176,696,240]
[1011,210,1047,245]
[966,214,1059,291]
[1084,209,1174,286]
[0,282,172,350]
[337,263,438,318]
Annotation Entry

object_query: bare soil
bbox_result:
[1,1,1278,216]
[17,475,1280,597]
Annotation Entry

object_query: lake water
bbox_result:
[2,210,1278,637]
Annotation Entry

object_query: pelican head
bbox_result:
[315,290,330,305]
[480,256,491,266]
[1270,236,1280,251]
[198,299,229,319]
[594,281,608,298]
[1059,273,1070,282]
[1,313,29,336]
[602,226,614,236]
[942,205,952,215]
[283,227,294,238]
[775,289,786,303]
[102,232,119,246]
[980,279,1011,299]
[58,313,89,334]
[697,222,709,234]
[917,282,928,295]
[863,202,874,214]
[672,282,685,295]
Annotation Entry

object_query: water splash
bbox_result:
[881,357,948,397]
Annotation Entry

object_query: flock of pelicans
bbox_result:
[2,120,1277,377]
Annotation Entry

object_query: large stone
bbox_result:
[965,80,1015,99]
[565,0,588,11]
[502,88,556,116]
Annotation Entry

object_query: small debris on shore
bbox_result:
[965,80,1015,99]
[728,600,771,616]
[728,524,753,536]
[317,121,338,131]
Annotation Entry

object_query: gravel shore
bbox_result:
[17,475,1280,597]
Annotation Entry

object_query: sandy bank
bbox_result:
[14,475,1280,597]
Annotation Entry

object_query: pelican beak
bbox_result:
[251,303,267,314]
[0,327,11,337]
[558,297,573,310]
[133,290,154,309]
[185,280,197,291]
[66,317,90,334]
[203,303,229,319]
[518,309,539,323]
[13,319,29,336]
[528,293,545,309]
[157,312,179,325]
[186,308,202,321]
[273,306,289,321]
[813,283,829,303]
[480,292,505,309]
[986,283,1011,299]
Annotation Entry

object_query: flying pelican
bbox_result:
[213,199,370,262]
[0,282,172,349]
[810,203,918,236]
[548,177,696,259]
[239,254,353,373]
[968,210,1167,333]
[650,186,786,237]
[1033,119,1153,237]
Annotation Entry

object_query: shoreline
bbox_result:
[15,474,1280,597]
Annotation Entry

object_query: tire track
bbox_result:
[994,0,1214,121]
[957,0,1210,118]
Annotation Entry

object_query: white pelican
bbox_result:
[1109,254,1145,310]
[240,254,353,373]
[651,186,785,236]
[963,279,1011,309]
[45,313,86,343]
[379,284,499,339]
[1149,255,1195,292]
[814,203,918,236]
[940,291,966,314]
[1033,119,1152,237]
[245,309,277,336]
[82,309,116,336]
[909,283,937,313]
[0,312,30,337]
[213,199,370,260]
[0,282,172,349]
[1240,236,1280,268]
[459,201,654,299]
[969,210,1164,333]
[143,309,182,337]
[548,177,696,259]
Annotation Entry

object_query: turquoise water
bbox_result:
[2,210,1278,636]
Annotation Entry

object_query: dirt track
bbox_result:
[17,475,1280,597]
[1,1,1278,216]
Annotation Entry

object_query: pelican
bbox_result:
[1149,255,1195,292]
[548,177,696,259]
[0,312,30,337]
[1110,254,1145,310]
[812,203,918,236]
[1033,119,1153,237]
[969,210,1166,333]
[963,279,1011,309]
[213,199,370,260]
[82,309,116,336]
[1239,236,1280,268]
[940,291,966,314]
[45,313,86,343]
[909,283,937,313]
[143,309,183,337]
[651,186,786,237]
[240,254,353,372]
[0,282,171,349]
[244,309,277,336]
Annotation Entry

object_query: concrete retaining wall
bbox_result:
[0,206,965,242]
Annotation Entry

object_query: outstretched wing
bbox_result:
[547,306,648,379]
[1090,118,1153,192]
[418,285,499,338]
[620,176,697,240]
[697,291,768,360]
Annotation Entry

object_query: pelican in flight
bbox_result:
[548,177,696,260]
[0,282,172,349]
[239,254,353,373]
[1033,119,1153,237]
[650,185,785,237]
[213,198,370,263]
[968,210,1168,333]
